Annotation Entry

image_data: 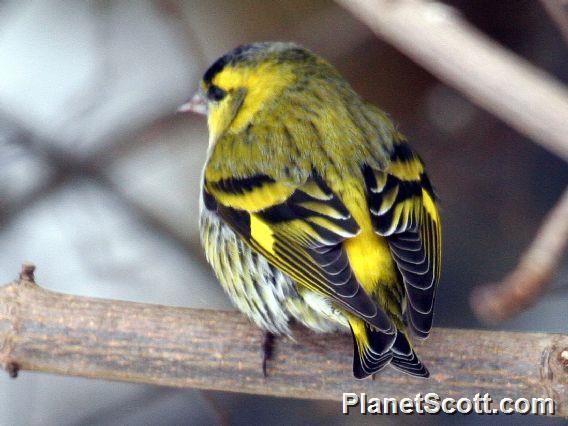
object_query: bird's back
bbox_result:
[198,42,441,378]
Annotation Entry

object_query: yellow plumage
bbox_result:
[195,42,441,378]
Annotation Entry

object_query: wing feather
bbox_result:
[204,171,396,336]
[363,142,442,339]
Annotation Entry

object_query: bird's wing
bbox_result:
[363,142,442,338]
[203,172,396,334]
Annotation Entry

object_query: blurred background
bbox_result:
[0,0,566,424]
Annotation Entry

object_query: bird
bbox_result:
[180,42,442,379]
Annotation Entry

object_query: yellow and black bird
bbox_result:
[182,42,441,379]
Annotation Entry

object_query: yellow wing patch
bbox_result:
[206,178,295,212]
[386,158,424,181]
[386,141,425,182]
[250,215,276,252]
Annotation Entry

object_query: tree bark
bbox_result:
[0,265,567,416]
[471,188,568,323]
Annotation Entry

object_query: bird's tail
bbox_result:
[389,329,429,377]
[349,318,429,379]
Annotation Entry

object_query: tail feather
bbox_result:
[390,331,429,377]
[350,319,396,379]
[350,320,429,379]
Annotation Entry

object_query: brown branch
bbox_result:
[541,0,568,45]
[471,188,568,323]
[336,0,568,162]
[0,265,567,416]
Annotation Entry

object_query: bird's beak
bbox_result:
[177,92,207,115]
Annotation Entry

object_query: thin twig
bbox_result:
[0,264,567,415]
[336,0,568,161]
[471,188,568,323]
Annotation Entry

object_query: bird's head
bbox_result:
[179,42,329,144]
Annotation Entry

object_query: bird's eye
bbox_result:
[207,85,227,101]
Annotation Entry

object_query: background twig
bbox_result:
[336,0,568,161]
[0,265,567,416]
[471,188,568,323]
